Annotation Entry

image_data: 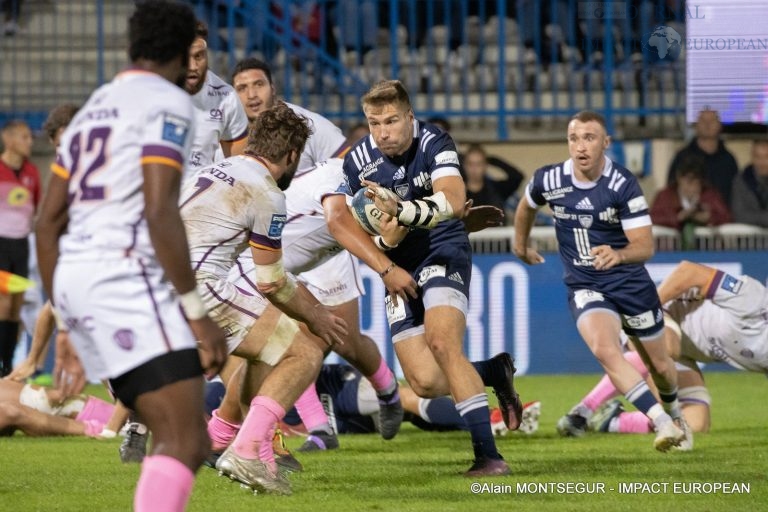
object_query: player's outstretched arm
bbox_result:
[142,162,227,377]
[657,260,718,304]
[250,246,348,347]
[512,200,545,265]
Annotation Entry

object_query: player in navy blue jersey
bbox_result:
[328,80,520,477]
[513,110,691,452]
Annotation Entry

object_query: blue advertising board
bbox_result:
[353,251,768,376]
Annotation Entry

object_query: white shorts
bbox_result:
[297,251,364,307]
[197,272,270,353]
[53,257,197,382]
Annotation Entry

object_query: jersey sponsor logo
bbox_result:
[578,214,593,228]
[553,205,575,220]
[207,84,231,97]
[209,108,223,121]
[384,294,407,325]
[161,113,190,146]
[113,328,135,351]
[413,171,431,189]
[204,167,236,186]
[434,150,459,166]
[417,265,446,286]
[624,310,656,329]
[7,186,30,206]
[720,274,743,294]
[599,207,619,224]
[627,196,648,213]
[81,107,118,122]
[573,289,604,309]
[541,186,573,200]
[356,156,383,181]
[268,213,287,238]
[395,183,409,199]
[575,197,594,210]
[448,272,464,284]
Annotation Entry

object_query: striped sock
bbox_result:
[455,393,499,460]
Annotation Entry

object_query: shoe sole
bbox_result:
[493,353,524,431]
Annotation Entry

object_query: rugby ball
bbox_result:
[349,187,387,235]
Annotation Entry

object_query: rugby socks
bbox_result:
[207,409,241,452]
[134,455,194,512]
[295,382,334,435]
[419,396,466,430]
[455,393,500,461]
[657,385,683,420]
[470,359,499,387]
[583,351,649,412]
[0,320,20,377]
[367,358,397,396]
[624,380,671,428]
[614,411,653,434]
[232,396,285,469]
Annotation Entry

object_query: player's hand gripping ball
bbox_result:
[349,187,389,235]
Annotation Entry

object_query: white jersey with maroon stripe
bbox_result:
[53,69,194,262]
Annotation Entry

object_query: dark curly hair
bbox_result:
[246,101,312,162]
[128,1,196,65]
[43,104,79,143]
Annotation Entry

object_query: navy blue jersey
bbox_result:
[525,157,653,291]
[341,120,467,272]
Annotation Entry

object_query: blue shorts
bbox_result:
[567,274,664,339]
[386,240,472,340]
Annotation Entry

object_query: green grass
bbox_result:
[1,372,766,512]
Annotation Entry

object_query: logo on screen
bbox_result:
[642,25,682,62]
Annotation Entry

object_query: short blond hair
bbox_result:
[361,80,412,112]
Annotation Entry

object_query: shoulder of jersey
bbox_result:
[205,70,235,94]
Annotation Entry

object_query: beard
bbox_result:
[276,162,298,191]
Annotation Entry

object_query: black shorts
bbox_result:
[0,236,29,278]
[109,349,203,409]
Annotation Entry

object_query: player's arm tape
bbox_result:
[51,305,68,332]
[395,191,454,228]
[179,289,208,321]
[374,235,398,250]
[255,260,297,304]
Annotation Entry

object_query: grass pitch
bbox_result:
[1,372,765,512]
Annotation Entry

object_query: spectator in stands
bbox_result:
[463,143,518,213]
[0,120,40,377]
[651,155,731,233]
[666,109,738,209]
[346,121,369,146]
[1,0,22,36]
[731,139,768,228]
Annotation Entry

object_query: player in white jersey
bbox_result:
[183,21,249,174]
[211,58,404,452]
[34,3,227,511]
[560,261,767,439]
[181,102,348,495]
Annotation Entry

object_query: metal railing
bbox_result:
[1,0,686,138]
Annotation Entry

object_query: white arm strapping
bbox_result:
[395,191,454,229]
[255,260,297,304]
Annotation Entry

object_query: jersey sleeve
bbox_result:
[248,189,287,252]
[140,96,194,173]
[51,133,73,180]
[616,172,652,231]
[304,115,349,162]
[221,94,249,143]
[704,271,766,318]
[427,131,461,182]
[310,160,347,204]
[523,167,548,208]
